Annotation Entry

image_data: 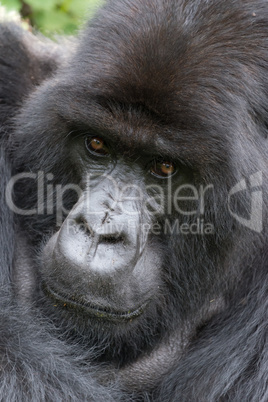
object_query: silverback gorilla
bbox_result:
[0,0,268,401]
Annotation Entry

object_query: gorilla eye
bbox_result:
[150,161,176,178]
[85,136,110,156]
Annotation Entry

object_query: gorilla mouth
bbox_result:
[42,283,146,322]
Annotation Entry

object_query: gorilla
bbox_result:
[0,0,267,401]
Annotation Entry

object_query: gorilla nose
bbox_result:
[52,202,142,279]
[74,213,128,248]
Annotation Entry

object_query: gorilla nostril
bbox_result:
[99,234,125,245]
[75,216,93,236]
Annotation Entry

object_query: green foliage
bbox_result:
[1,0,103,34]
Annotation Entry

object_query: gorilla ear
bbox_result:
[0,23,64,129]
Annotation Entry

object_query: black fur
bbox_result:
[0,1,268,401]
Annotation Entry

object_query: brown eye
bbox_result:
[151,161,176,178]
[85,137,110,156]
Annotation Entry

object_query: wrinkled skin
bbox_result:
[0,1,267,401]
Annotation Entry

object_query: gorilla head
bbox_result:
[1,0,267,400]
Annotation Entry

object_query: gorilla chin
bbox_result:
[42,282,147,323]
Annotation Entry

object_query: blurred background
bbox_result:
[0,0,103,34]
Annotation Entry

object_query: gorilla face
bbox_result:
[41,127,194,317]
[13,67,228,360]
[35,99,197,345]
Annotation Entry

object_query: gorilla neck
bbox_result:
[99,299,225,392]
[116,328,191,392]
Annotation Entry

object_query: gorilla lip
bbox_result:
[42,282,146,322]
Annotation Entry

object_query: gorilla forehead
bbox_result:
[72,0,264,105]
[48,0,266,165]
[51,81,229,168]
